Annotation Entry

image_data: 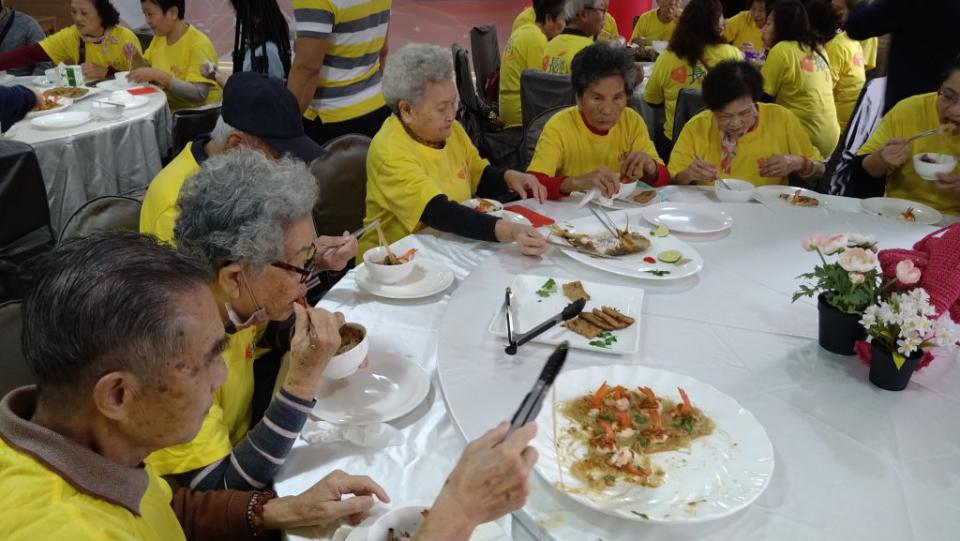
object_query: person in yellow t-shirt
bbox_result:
[761,0,840,159]
[499,0,566,127]
[125,0,221,111]
[855,65,960,215]
[670,61,824,186]
[361,43,548,259]
[542,0,606,75]
[828,0,878,71]
[514,2,618,39]
[0,0,140,81]
[807,0,864,132]
[644,0,743,142]
[631,0,680,43]
[528,43,669,199]
[723,0,770,53]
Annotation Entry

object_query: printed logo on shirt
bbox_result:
[245,343,253,360]
[457,168,467,180]
[670,66,688,84]
[853,52,864,67]
[545,55,567,74]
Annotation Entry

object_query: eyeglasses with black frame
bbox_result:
[270,243,319,284]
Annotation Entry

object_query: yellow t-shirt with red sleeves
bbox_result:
[144,25,222,111]
[643,44,743,140]
[542,32,594,75]
[0,439,185,541]
[669,103,822,187]
[527,106,662,178]
[762,41,840,158]
[146,326,260,475]
[825,32,866,132]
[499,23,547,127]
[359,116,489,258]
[631,9,676,42]
[858,93,960,215]
[723,11,764,51]
[860,37,878,71]
[39,25,141,73]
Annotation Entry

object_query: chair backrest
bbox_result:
[452,43,485,117]
[821,76,887,197]
[57,194,143,244]
[520,70,575,129]
[0,300,32,396]
[310,134,371,237]
[523,105,569,170]
[673,88,705,142]
[171,106,221,157]
[134,26,154,52]
[470,24,500,101]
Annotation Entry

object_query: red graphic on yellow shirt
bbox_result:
[245,344,253,360]
[853,53,864,67]
[800,57,815,72]
[457,168,466,180]
[670,66,688,84]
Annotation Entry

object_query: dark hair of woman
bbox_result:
[804,0,841,45]
[770,0,828,63]
[702,60,765,111]
[141,0,185,20]
[230,0,292,78]
[93,0,121,28]
[668,0,726,68]
[570,42,637,97]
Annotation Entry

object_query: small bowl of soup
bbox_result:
[363,246,416,284]
[322,323,368,379]
[913,152,957,181]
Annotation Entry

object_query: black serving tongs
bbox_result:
[506,341,569,436]
[503,288,585,355]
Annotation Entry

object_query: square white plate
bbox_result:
[488,274,643,355]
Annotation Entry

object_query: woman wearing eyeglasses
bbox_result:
[147,150,348,494]
[854,61,960,214]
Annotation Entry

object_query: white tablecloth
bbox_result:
[2,78,172,233]
[276,188,960,541]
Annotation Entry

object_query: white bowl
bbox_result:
[714,178,755,202]
[91,101,124,120]
[913,152,957,181]
[114,71,130,87]
[323,323,368,379]
[367,504,430,541]
[652,40,669,54]
[362,246,416,285]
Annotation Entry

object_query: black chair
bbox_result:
[57,192,144,244]
[133,25,154,52]
[0,141,54,303]
[820,76,888,197]
[171,106,221,159]
[522,105,569,169]
[673,88,705,144]
[470,24,501,104]
[519,70,575,130]
[0,300,31,396]
[310,134,371,237]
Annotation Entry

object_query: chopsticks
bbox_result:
[295,297,319,349]
[587,205,623,238]
[907,127,940,143]
[375,221,399,264]
[696,154,731,188]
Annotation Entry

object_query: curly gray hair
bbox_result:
[565,0,601,21]
[381,43,454,113]
[174,150,318,274]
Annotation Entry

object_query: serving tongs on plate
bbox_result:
[503,287,585,355]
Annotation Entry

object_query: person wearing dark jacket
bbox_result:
[845,0,960,112]
[0,84,38,132]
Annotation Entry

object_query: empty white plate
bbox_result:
[861,197,942,225]
[30,111,92,129]
[356,258,455,300]
[640,202,734,234]
[311,353,431,425]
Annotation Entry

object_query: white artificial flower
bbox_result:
[847,233,876,249]
[820,234,848,255]
[860,305,879,328]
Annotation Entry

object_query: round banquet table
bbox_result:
[1,76,173,234]
[276,187,959,541]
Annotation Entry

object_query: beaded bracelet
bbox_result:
[246,489,277,537]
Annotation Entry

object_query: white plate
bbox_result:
[30,111,92,129]
[25,97,73,118]
[488,275,643,355]
[311,352,431,425]
[640,202,733,234]
[549,209,705,281]
[533,364,774,523]
[95,79,135,91]
[500,209,532,226]
[43,86,99,101]
[356,258,455,299]
[861,197,942,226]
[462,197,504,216]
[753,185,827,208]
[97,93,150,109]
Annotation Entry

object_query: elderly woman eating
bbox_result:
[853,59,960,214]
[360,43,548,258]
[670,61,823,186]
[528,43,668,200]
[146,150,346,491]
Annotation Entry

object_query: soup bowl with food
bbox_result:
[322,323,369,379]
[363,246,416,284]
[714,178,754,202]
[367,504,430,541]
[913,152,957,181]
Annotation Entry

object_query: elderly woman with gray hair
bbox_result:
[145,150,359,500]
[358,42,549,259]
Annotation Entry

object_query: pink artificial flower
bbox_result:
[849,272,865,284]
[802,233,824,252]
[895,260,922,285]
[820,234,848,255]
[838,247,878,273]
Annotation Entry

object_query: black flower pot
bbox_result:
[817,293,865,355]
[869,342,922,391]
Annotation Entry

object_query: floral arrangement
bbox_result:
[858,288,960,371]
[792,233,880,314]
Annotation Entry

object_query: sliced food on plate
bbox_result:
[779,189,819,207]
[631,190,658,205]
[549,224,651,257]
[562,280,591,302]
[44,86,89,99]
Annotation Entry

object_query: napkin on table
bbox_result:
[300,419,403,448]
